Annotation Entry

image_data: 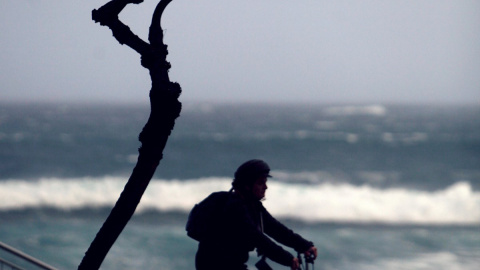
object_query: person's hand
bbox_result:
[305,246,318,260]
[291,257,300,270]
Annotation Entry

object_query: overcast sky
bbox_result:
[1,0,479,104]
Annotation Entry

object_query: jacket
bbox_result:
[195,192,313,269]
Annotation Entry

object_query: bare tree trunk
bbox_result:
[78,0,180,269]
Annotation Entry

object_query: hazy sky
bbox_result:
[1,0,479,104]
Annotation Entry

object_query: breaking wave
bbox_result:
[323,105,387,116]
[1,176,479,225]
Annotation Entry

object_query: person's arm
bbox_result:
[227,198,295,266]
[262,207,314,253]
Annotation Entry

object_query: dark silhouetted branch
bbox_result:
[78,0,181,269]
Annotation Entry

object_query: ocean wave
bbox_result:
[0,176,479,225]
[323,105,387,116]
[355,252,480,270]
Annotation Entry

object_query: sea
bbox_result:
[0,102,479,270]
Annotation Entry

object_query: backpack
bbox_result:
[185,191,232,241]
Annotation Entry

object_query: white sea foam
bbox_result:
[324,105,387,117]
[356,252,480,270]
[0,177,479,225]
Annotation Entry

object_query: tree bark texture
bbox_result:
[78,0,181,269]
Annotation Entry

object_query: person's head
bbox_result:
[232,159,271,200]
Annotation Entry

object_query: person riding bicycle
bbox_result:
[193,159,317,270]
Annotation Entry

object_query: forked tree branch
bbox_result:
[78,0,181,269]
